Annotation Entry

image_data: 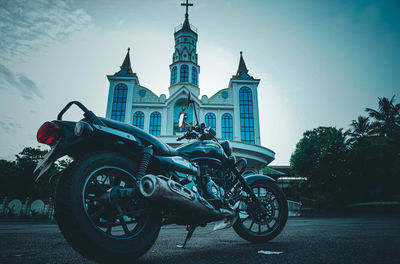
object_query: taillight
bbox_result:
[37,122,61,145]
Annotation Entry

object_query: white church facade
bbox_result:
[105,3,275,173]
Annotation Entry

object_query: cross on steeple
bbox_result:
[181,0,193,16]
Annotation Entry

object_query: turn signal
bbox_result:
[37,122,61,145]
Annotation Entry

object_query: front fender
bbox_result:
[243,174,276,186]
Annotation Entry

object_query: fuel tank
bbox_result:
[176,140,227,164]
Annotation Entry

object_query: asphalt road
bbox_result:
[1,215,399,264]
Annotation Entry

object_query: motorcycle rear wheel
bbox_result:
[55,152,161,263]
[233,180,288,243]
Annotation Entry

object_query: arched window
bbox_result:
[205,113,216,131]
[149,112,161,136]
[191,67,198,85]
[239,87,255,144]
[132,111,144,129]
[180,64,188,82]
[222,113,233,140]
[111,83,128,122]
[171,66,177,84]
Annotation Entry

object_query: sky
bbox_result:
[0,0,399,165]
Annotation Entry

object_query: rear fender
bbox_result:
[34,120,142,182]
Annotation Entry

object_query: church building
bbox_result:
[105,2,275,173]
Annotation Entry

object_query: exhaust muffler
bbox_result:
[139,174,232,220]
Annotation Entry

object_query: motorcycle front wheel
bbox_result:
[233,179,288,243]
[55,152,161,263]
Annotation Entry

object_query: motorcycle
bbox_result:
[33,93,288,263]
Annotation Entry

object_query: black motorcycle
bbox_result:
[33,94,288,263]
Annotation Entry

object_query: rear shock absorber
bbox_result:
[137,145,154,180]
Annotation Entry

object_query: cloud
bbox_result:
[0,64,42,100]
[0,0,93,63]
[0,120,22,135]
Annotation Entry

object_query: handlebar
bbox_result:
[177,135,186,141]
[176,123,219,142]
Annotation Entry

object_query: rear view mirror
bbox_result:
[178,108,187,128]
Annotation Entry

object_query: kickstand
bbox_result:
[177,225,196,248]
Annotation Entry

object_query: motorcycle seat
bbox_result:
[99,117,179,156]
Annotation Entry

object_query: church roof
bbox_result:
[232,52,254,80]
[175,14,197,35]
[114,48,136,77]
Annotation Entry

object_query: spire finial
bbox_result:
[237,51,248,76]
[128,47,130,52]
[181,0,193,17]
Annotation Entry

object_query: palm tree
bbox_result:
[365,95,400,137]
[347,116,372,144]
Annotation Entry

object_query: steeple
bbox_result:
[114,48,135,77]
[169,0,200,97]
[237,51,248,75]
[233,51,254,80]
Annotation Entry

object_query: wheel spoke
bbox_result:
[106,217,113,235]
[93,178,106,193]
[241,216,250,223]
[249,220,255,230]
[85,195,101,202]
[90,206,105,219]
[118,216,130,235]
[82,167,149,239]
[258,223,261,233]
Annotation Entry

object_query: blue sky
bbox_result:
[0,0,399,164]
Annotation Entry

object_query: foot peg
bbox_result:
[177,225,196,248]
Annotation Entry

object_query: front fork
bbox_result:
[231,159,268,215]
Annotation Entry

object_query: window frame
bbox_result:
[239,87,255,144]
[205,112,216,131]
[149,111,161,136]
[111,83,128,122]
[180,64,189,82]
[132,111,145,129]
[221,113,233,140]
[171,66,177,84]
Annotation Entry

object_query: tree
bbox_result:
[0,147,72,199]
[365,95,400,137]
[346,116,372,145]
[290,127,350,208]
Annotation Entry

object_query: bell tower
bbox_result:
[168,0,200,98]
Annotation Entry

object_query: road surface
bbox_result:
[0,215,399,263]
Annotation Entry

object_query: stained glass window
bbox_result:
[239,87,255,144]
[132,111,144,129]
[205,113,216,131]
[149,112,161,136]
[180,64,188,82]
[222,113,233,140]
[192,67,198,85]
[111,83,127,122]
[171,66,177,84]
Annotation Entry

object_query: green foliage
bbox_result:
[291,95,400,208]
[0,147,72,199]
[291,127,350,208]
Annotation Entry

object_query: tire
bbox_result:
[55,152,161,263]
[233,180,288,243]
